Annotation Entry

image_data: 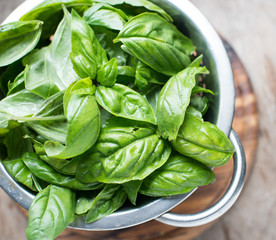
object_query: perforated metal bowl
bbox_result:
[0,0,246,230]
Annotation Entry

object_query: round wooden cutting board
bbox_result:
[19,40,258,240]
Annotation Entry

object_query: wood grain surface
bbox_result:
[0,0,275,240]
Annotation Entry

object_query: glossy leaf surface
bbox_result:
[0,21,42,67]
[3,158,38,192]
[84,3,128,30]
[140,154,215,197]
[96,83,156,124]
[70,10,107,79]
[23,153,102,190]
[123,180,142,205]
[97,58,118,87]
[26,185,75,240]
[157,67,208,141]
[85,184,127,223]
[24,11,78,99]
[77,126,171,184]
[171,112,235,166]
[115,13,195,76]
[44,79,100,159]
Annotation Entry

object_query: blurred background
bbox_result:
[0,0,275,239]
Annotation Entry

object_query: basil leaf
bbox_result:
[23,152,103,190]
[0,21,42,67]
[190,95,209,115]
[20,0,94,39]
[94,0,172,22]
[24,11,79,99]
[102,115,155,130]
[115,13,195,76]
[157,67,209,141]
[44,79,100,159]
[85,184,127,223]
[135,61,168,91]
[7,71,25,96]
[26,91,68,143]
[192,86,214,95]
[97,58,118,87]
[3,126,33,160]
[140,154,215,197]
[94,27,129,66]
[84,3,128,30]
[0,60,24,95]
[171,112,235,166]
[39,154,80,175]
[26,185,75,240]
[70,10,107,79]
[95,83,156,124]
[0,89,44,130]
[2,158,38,192]
[123,180,142,205]
[76,126,171,184]
[76,191,98,215]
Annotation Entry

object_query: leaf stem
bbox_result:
[11,115,66,122]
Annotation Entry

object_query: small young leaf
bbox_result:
[97,58,118,87]
[123,180,142,205]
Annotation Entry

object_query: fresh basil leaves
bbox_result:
[0,1,235,239]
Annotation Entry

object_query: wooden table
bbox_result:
[0,0,275,239]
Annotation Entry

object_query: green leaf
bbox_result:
[190,95,209,115]
[135,61,168,91]
[95,83,156,124]
[70,10,107,79]
[94,0,172,21]
[24,11,79,99]
[171,112,235,166]
[0,89,44,130]
[75,191,98,215]
[20,0,94,39]
[140,154,215,197]
[0,21,43,67]
[115,13,195,76]
[85,184,127,223]
[192,86,214,95]
[44,79,100,159]
[39,154,80,175]
[3,126,33,160]
[26,91,68,143]
[3,158,38,192]
[123,180,142,205]
[84,3,128,30]
[26,185,75,240]
[97,58,118,87]
[7,71,25,96]
[76,126,171,184]
[23,152,103,190]
[157,67,209,141]
[0,60,24,95]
